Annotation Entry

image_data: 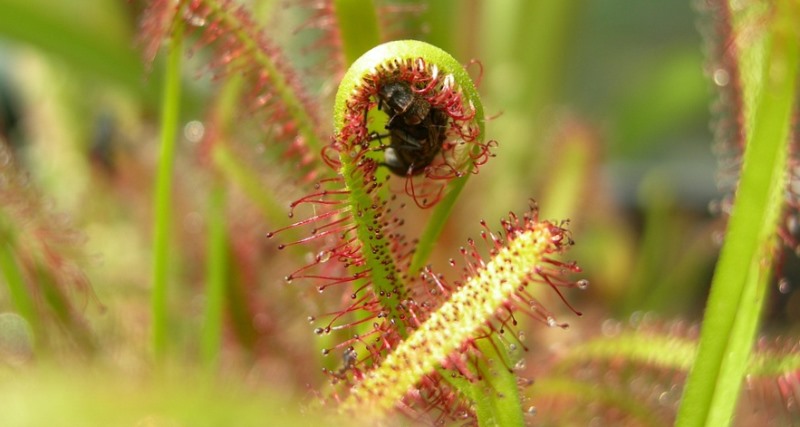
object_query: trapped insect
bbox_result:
[373,81,448,176]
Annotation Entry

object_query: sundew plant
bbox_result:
[0,0,799,426]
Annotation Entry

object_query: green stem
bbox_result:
[421,0,459,55]
[0,229,37,333]
[201,181,227,372]
[332,0,380,66]
[151,18,184,361]
[676,1,799,425]
[408,173,468,274]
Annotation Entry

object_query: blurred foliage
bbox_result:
[0,0,797,425]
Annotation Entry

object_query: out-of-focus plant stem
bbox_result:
[151,17,184,362]
[332,0,380,65]
[0,232,38,334]
[201,181,227,373]
[676,0,800,425]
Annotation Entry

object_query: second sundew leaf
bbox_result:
[339,207,583,422]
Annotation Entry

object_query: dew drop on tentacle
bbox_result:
[602,319,622,337]
[778,277,792,294]
[786,214,799,235]
[317,250,332,263]
[185,13,207,28]
[713,68,730,86]
[183,120,205,142]
[628,311,644,327]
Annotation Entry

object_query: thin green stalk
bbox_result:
[538,125,594,221]
[332,0,380,66]
[408,173,468,274]
[622,175,677,315]
[480,0,579,212]
[676,1,799,425]
[198,68,245,370]
[0,240,37,333]
[151,18,184,361]
[201,182,227,372]
[422,0,459,55]
[481,0,578,113]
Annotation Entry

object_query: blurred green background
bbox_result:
[0,0,797,425]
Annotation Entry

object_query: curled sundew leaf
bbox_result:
[331,40,489,206]
[269,41,507,423]
[271,40,492,346]
[317,40,493,338]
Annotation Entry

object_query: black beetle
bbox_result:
[374,81,448,176]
